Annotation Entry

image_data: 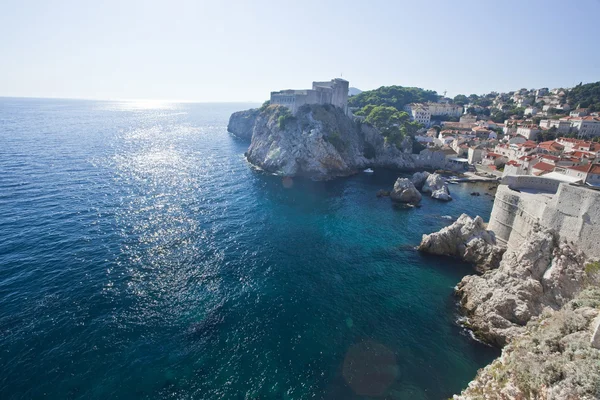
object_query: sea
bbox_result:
[0,98,499,399]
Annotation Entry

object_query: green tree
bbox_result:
[453,94,468,106]
[348,85,439,110]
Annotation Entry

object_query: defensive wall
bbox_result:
[488,175,600,258]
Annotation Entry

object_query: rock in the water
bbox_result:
[240,104,416,180]
[227,108,260,140]
[422,173,446,193]
[470,192,480,196]
[376,189,390,197]
[456,228,589,346]
[411,171,430,190]
[390,178,421,204]
[418,214,505,272]
[421,173,452,201]
[431,186,452,201]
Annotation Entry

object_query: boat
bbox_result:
[363,168,374,173]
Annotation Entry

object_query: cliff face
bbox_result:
[230,104,415,180]
[455,288,600,400]
[227,108,260,141]
[457,227,590,347]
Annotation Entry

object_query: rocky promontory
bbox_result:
[456,227,590,347]
[228,104,415,180]
[418,214,505,272]
[455,288,600,400]
[227,108,260,141]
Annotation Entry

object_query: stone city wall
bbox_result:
[489,175,600,258]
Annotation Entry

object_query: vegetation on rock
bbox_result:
[456,288,600,399]
[567,81,600,111]
[348,85,439,110]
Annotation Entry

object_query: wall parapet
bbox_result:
[500,175,561,194]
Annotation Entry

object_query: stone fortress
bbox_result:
[270,78,349,114]
[488,175,600,258]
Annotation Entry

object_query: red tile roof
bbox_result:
[533,162,555,172]
[589,164,600,174]
[567,164,592,173]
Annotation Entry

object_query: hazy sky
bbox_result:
[1,0,599,101]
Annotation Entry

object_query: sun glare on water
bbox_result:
[109,99,179,111]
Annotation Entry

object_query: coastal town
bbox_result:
[381,86,600,184]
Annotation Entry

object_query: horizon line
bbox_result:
[0,95,265,104]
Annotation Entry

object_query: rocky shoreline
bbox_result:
[419,214,600,398]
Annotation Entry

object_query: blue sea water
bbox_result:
[0,98,499,399]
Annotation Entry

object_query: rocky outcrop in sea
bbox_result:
[421,173,452,201]
[390,178,421,204]
[417,214,505,272]
[228,104,416,180]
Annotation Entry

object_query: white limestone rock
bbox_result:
[455,289,600,400]
[242,104,416,180]
[418,214,505,272]
[421,173,452,201]
[227,108,260,140]
[421,173,446,193]
[456,228,589,347]
[431,186,452,201]
[390,178,422,204]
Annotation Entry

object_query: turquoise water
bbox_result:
[0,98,498,399]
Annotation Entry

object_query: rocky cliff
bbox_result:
[229,104,416,180]
[227,108,260,141]
[455,288,600,400]
[456,227,591,347]
[418,214,505,272]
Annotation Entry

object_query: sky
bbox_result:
[1,0,599,102]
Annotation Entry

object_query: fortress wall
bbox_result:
[541,184,600,257]
[500,175,561,193]
[489,177,600,258]
[489,186,547,247]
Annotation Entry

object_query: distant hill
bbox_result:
[348,87,362,97]
[347,85,439,110]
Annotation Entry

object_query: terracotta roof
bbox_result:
[567,164,592,173]
[506,160,521,167]
[538,141,564,152]
[533,162,555,172]
[589,164,600,174]
[569,150,594,159]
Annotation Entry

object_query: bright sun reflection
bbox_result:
[111,99,178,111]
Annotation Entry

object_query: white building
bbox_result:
[516,125,541,140]
[404,104,431,126]
[524,106,539,116]
[539,119,571,134]
[571,116,600,137]
[427,102,463,117]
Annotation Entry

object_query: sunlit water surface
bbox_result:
[0,98,499,399]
